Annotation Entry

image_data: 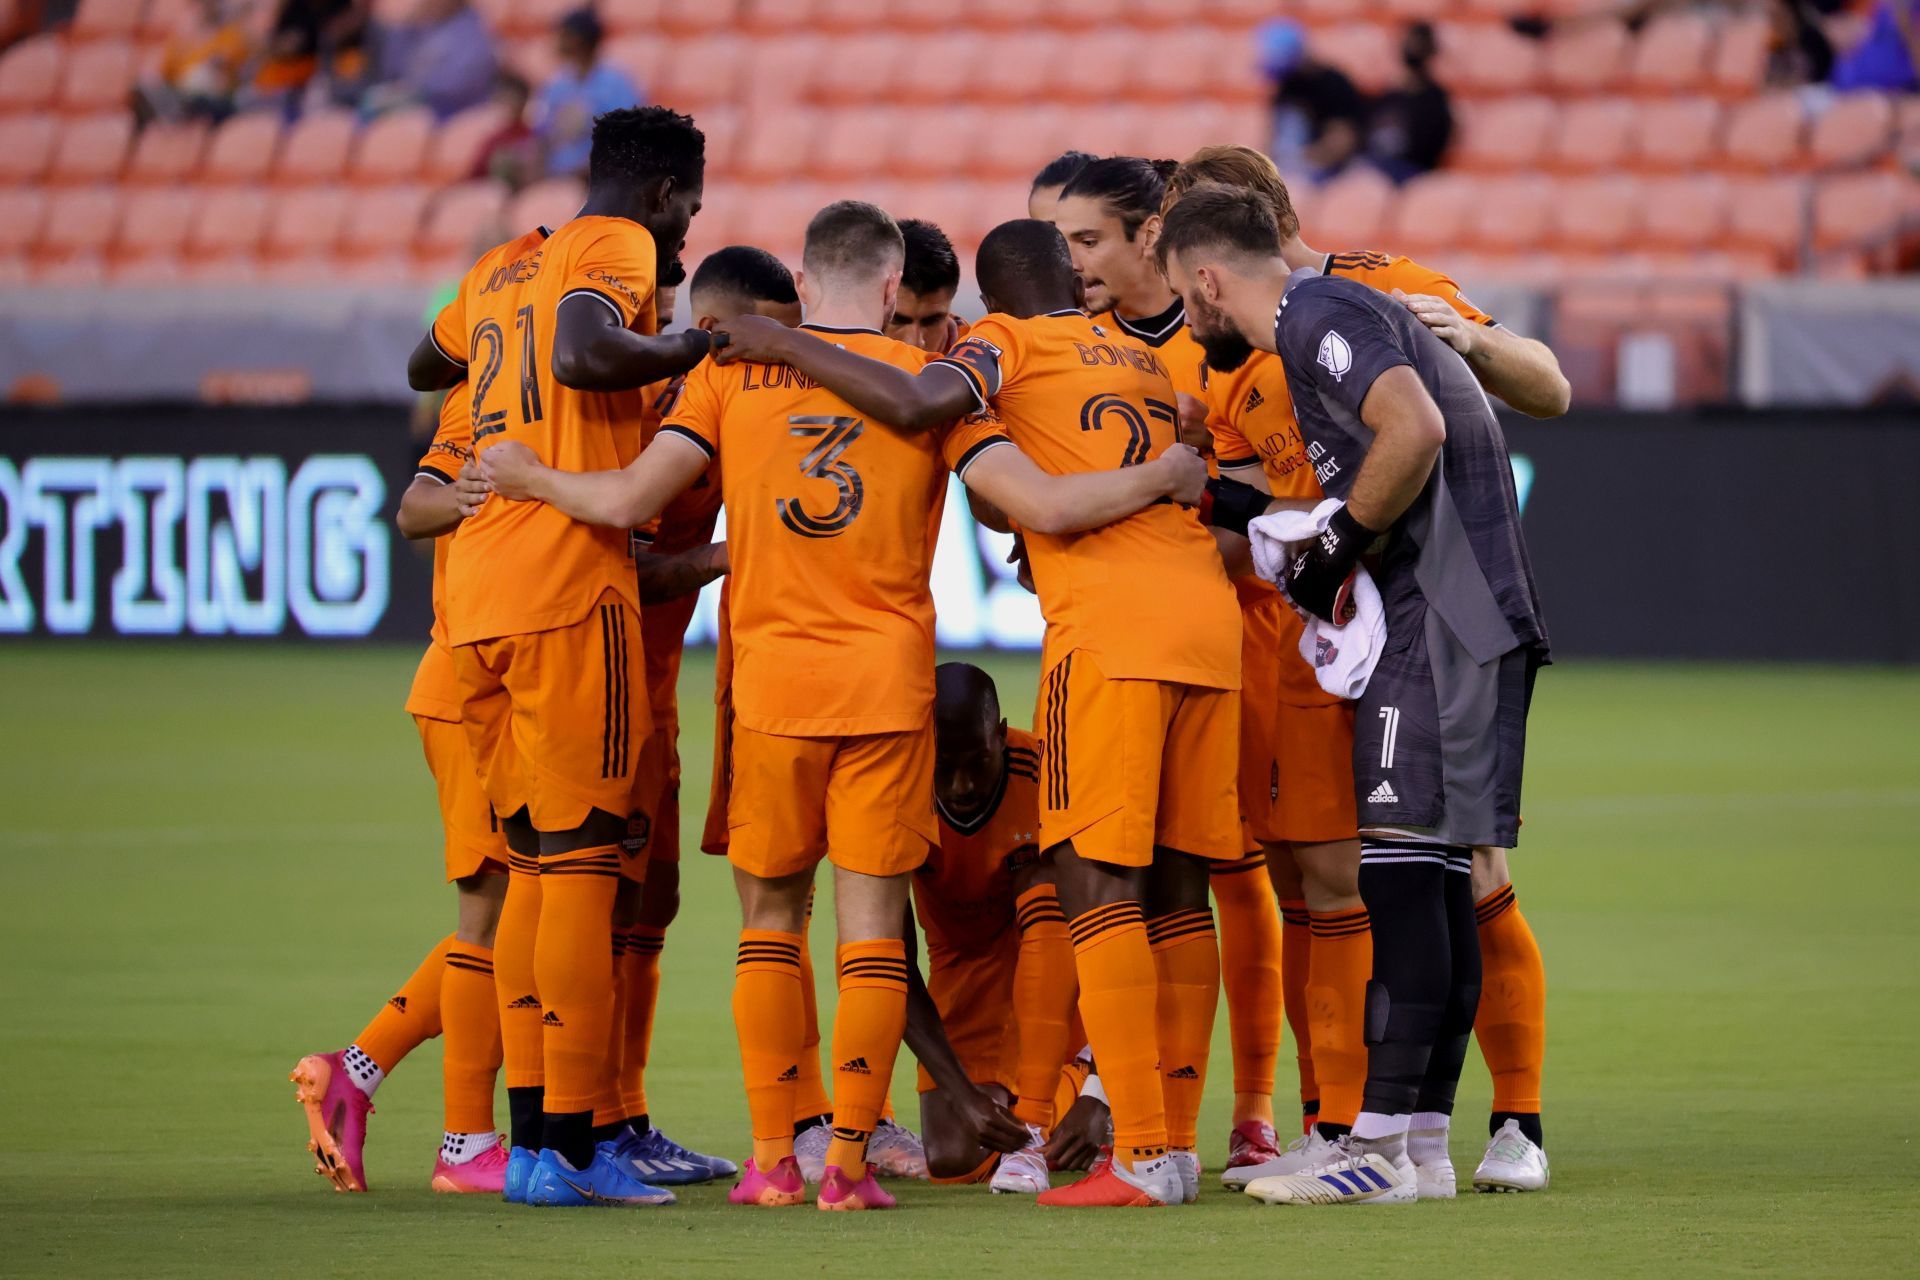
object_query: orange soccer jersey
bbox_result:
[435,218,660,648]
[404,383,476,725]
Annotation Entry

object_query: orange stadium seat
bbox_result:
[1311,168,1395,249]
[1381,0,1455,19]
[124,120,206,184]
[70,0,145,40]
[888,105,980,177]
[1311,24,1399,95]
[697,104,741,176]
[0,34,65,112]
[341,185,430,258]
[1136,28,1219,103]
[896,30,985,104]
[1136,102,1245,167]
[976,30,1064,104]
[968,103,1072,180]
[37,188,123,263]
[1208,0,1284,26]
[600,35,667,98]
[738,32,828,106]
[1387,172,1477,259]
[1452,96,1555,171]
[425,104,509,184]
[1633,97,1721,172]
[1552,97,1633,172]
[729,180,830,259]
[735,103,821,179]
[1057,30,1148,104]
[1124,0,1196,27]
[739,0,812,35]
[813,108,902,179]
[202,112,282,183]
[506,177,586,234]
[650,34,747,110]
[1628,11,1716,94]
[1813,173,1908,253]
[1721,94,1804,171]
[273,109,358,185]
[1436,22,1542,96]
[811,33,905,105]
[967,0,1045,29]
[1470,176,1553,251]
[56,38,137,112]
[1810,93,1895,170]
[0,114,57,183]
[1046,0,1118,26]
[1711,13,1772,97]
[263,187,348,258]
[889,0,960,29]
[0,190,47,258]
[658,0,737,36]
[113,187,197,264]
[596,0,660,34]
[416,180,510,264]
[185,188,268,260]
[493,0,573,42]
[47,112,132,184]
[1552,176,1641,251]
[34,252,108,285]
[1543,19,1629,93]
[1725,175,1808,265]
[1065,103,1160,165]
[814,0,890,31]
[1641,175,1729,250]
[350,108,433,184]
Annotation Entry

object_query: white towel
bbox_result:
[1247,499,1388,700]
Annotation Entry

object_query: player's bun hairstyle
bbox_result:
[1030,149,1097,194]
[588,105,705,191]
[1154,182,1282,273]
[1058,155,1180,240]
[1165,145,1301,243]
[898,219,962,297]
[689,245,798,306]
[802,200,905,283]
[975,218,1074,306]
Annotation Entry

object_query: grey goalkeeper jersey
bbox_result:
[1273,269,1548,664]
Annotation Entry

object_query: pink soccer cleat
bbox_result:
[817,1164,897,1211]
[727,1156,808,1207]
[431,1137,509,1194]
[1226,1119,1281,1169]
[290,1051,370,1193]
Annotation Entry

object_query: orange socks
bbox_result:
[1211,863,1282,1127]
[1307,906,1372,1131]
[592,930,629,1130]
[791,911,834,1126]
[824,939,910,1173]
[1148,907,1220,1152]
[441,941,501,1134]
[353,933,451,1073]
[495,859,544,1092]
[1475,885,1546,1120]
[618,926,666,1121]
[1011,883,1076,1130]
[531,848,620,1115]
[1278,899,1316,1130]
[734,929,805,1170]
[1069,902,1167,1166]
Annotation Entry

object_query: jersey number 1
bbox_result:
[470,305,545,442]
[778,415,864,538]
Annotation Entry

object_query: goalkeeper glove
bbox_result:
[1283,503,1376,625]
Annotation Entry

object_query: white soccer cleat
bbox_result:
[793,1124,831,1185]
[1219,1126,1336,1189]
[1242,1137,1416,1206]
[1169,1149,1201,1203]
[1472,1119,1549,1193]
[1414,1155,1457,1199]
[989,1126,1050,1195]
[868,1119,929,1180]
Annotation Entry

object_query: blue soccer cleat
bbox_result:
[617,1125,738,1184]
[502,1145,539,1204]
[524,1146,676,1208]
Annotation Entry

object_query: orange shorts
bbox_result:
[1037,650,1242,867]
[625,723,680,866]
[725,720,937,880]
[413,713,508,881]
[914,937,1017,1094]
[454,590,652,839]
[1273,700,1359,844]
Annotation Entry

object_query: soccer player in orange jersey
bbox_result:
[287,386,508,1196]
[482,201,1205,1210]
[711,217,1243,1208]
[887,219,965,354]
[401,105,715,1209]
[1164,145,1560,1194]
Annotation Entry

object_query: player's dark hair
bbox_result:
[1154,182,1282,272]
[689,245,798,307]
[934,662,1001,737]
[975,219,1075,310]
[1059,155,1179,239]
[588,105,705,191]
[1165,144,1301,242]
[802,200,905,283]
[1030,149,1097,194]
[898,219,961,297]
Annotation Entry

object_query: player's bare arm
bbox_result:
[395,463,489,540]
[900,917,1029,1156]
[405,331,466,393]
[1344,364,1446,530]
[962,441,1207,536]
[1393,289,1570,419]
[549,294,714,391]
[478,434,709,530]
[711,314,978,432]
[634,541,728,604]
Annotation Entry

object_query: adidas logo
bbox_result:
[1368,781,1399,805]
[542,1010,565,1027]
[386,995,407,1013]
[777,1064,800,1082]
[508,994,541,1009]
[1167,1065,1200,1080]
[1243,386,1266,414]
[839,1056,872,1075]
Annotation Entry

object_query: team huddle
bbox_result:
[290,103,1561,1210]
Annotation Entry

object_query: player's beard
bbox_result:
[1189,295,1254,372]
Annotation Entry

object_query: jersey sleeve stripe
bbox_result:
[1216,453,1261,471]
[415,464,455,485]
[927,357,989,412]
[560,287,627,325]
[427,328,465,366]
[657,422,715,459]
[951,434,1013,480]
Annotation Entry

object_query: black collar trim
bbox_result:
[936,754,1009,836]
[1115,298,1186,346]
[801,323,881,335]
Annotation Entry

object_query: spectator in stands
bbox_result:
[532,8,644,179]
[1367,22,1453,182]
[366,0,498,120]
[472,71,540,189]
[252,0,370,111]
[134,0,249,125]
[1257,18,1368,184]
[1831,0,1920,91]
[1767,0,1837,86]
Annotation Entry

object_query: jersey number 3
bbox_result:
[778,415,864,538]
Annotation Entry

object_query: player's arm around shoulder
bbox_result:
[478,433,710,530]
[1390,276,1570,418]
[711,315,979,433]
[959,437,1209,537]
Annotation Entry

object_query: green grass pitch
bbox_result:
[3,646,1916,1278]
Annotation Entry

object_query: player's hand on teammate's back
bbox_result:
[1042,1094,1111,1171]
[476,440,544,501]
[709,313,794,366]
[1394,288,1477,357]
[957,1087,1031,1155]
[453,461,491,518]
[1156,442,1208,506]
